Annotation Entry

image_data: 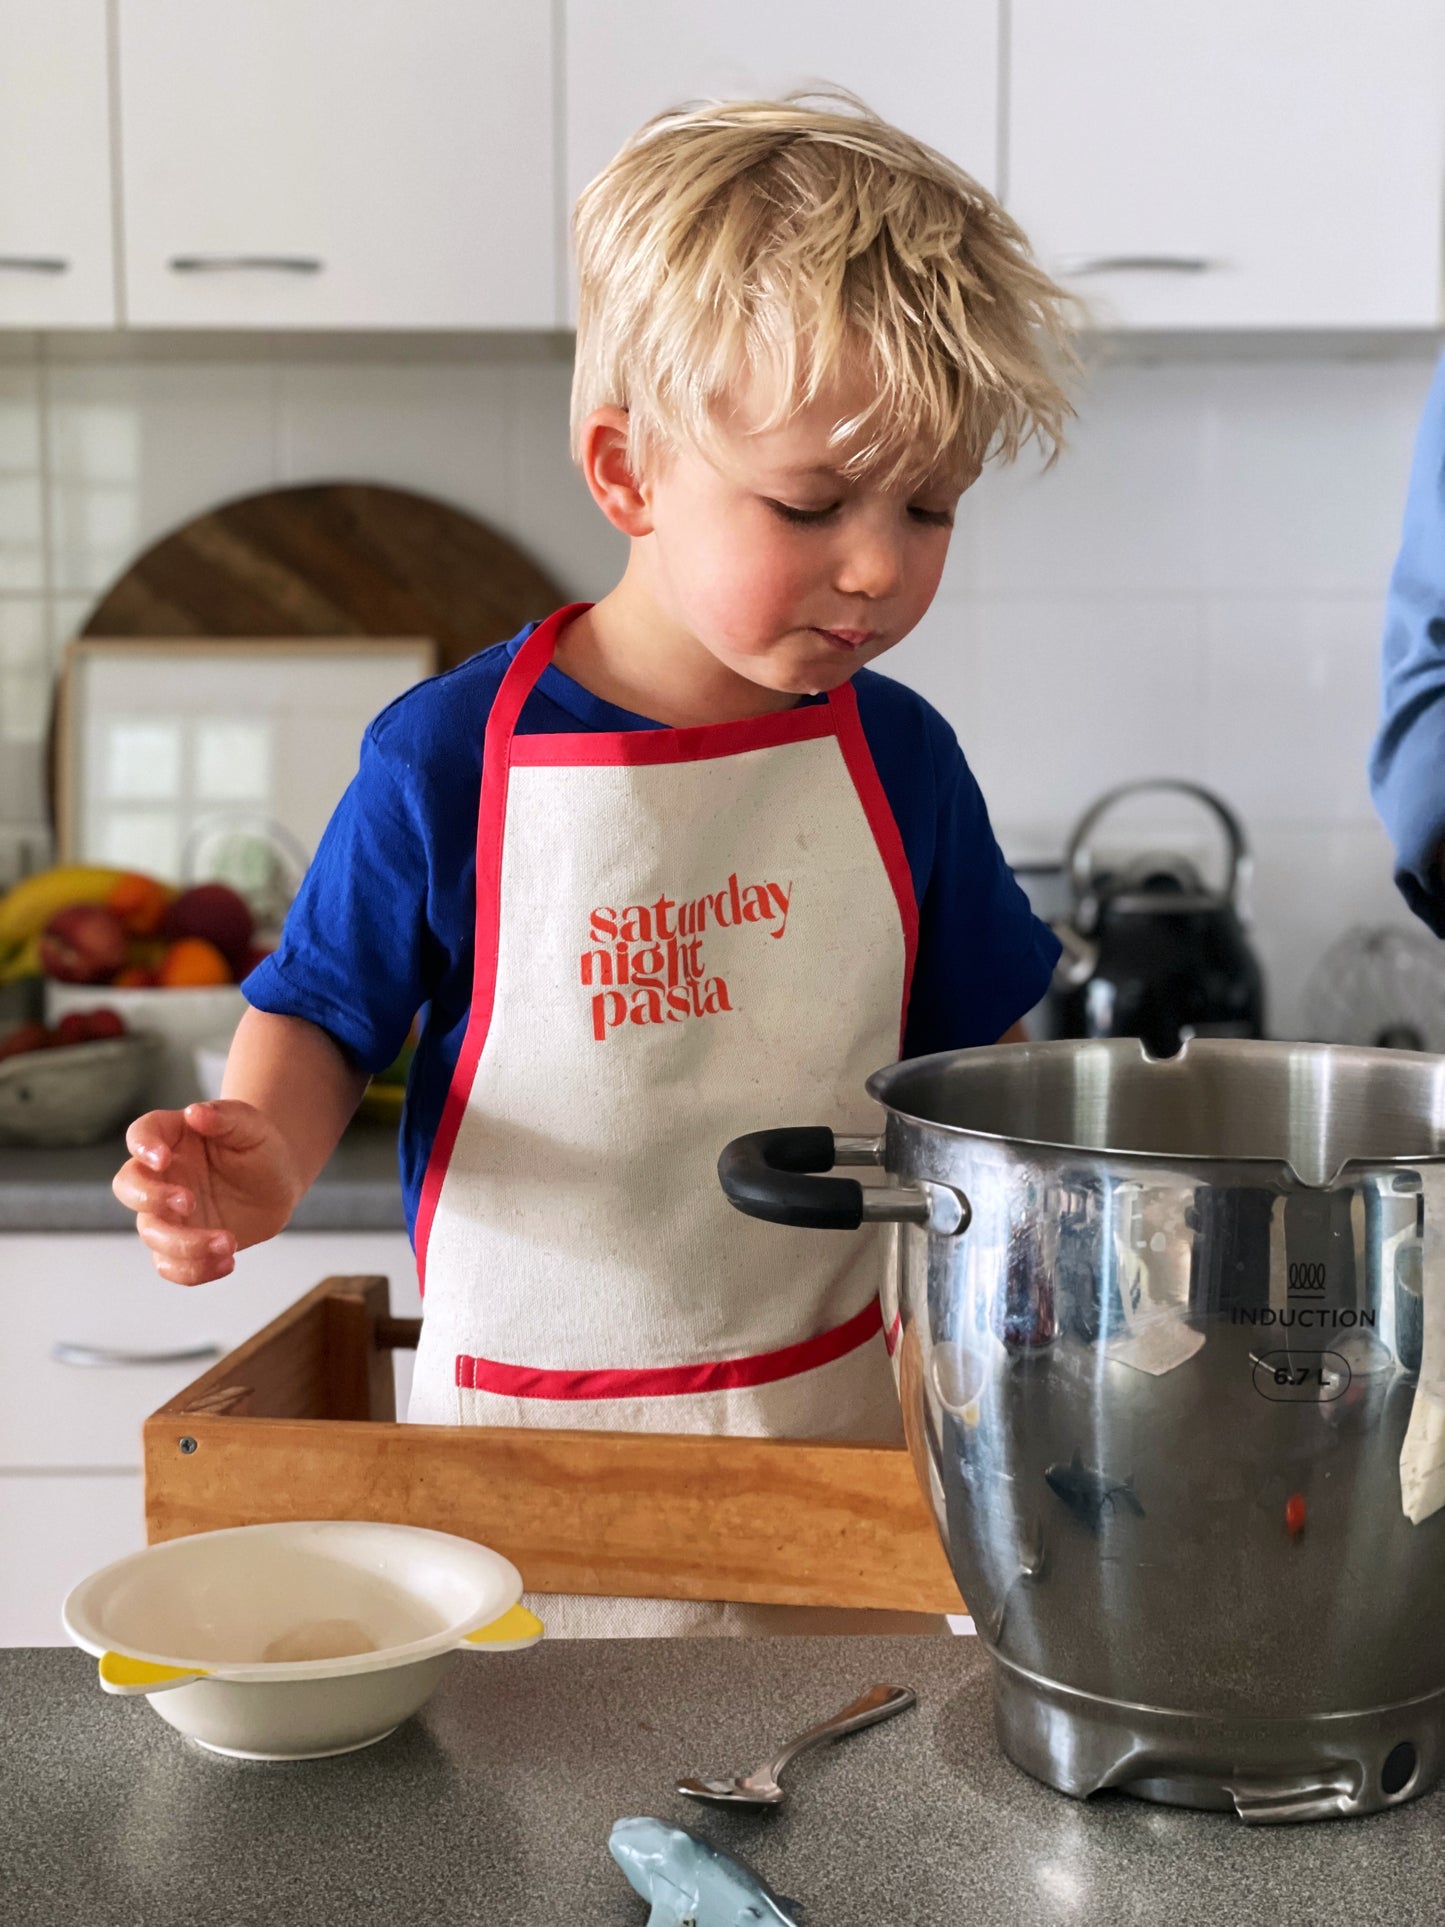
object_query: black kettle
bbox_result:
[1050,780,1266,1058]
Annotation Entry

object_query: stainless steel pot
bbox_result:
[719,1038,1445,1823]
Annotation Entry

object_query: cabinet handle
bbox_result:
[167,255,323,274]
[1059,254,1219,276]
[52,1341,223,1369]
[0,256,69,273]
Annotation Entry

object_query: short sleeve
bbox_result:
[1370,352,1445,935]
[902,716,1061,1056]
[242,730,436,1075]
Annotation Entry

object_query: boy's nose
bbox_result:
[834,529,903,600]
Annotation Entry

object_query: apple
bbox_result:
[0,1021,55,1061]
[161,884,254,972]
[40,905,129,984]
[55,1008,127,1046]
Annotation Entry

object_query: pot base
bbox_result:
[991,1652,1445,1822]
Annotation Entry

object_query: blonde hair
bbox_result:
[571,92,1078,488]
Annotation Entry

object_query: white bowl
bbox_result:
[0,1033,163,1148]
[63,1520,543,1760]
[45,982,245,1110]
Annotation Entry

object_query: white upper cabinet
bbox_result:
[0,0,116,327]
[116,0,556,329]
[562,1,1000,322]
[1006,0,1445,329]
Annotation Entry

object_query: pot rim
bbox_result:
[865,1036,1445,1184]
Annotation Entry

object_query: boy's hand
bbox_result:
[112,1101,302,1286]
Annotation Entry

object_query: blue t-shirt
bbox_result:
[245,622,1060,1240]
[1371,352,1445,934]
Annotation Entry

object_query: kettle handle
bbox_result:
[1065,779,1248,905]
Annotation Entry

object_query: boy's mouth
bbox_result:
[813,627,876,650]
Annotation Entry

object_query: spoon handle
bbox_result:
[768,1684,916,1778]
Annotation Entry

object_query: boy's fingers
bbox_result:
[136,1214,235,1285]
[181,1100,263,1146]
[124,1109,189,1172]
[112,1161,194,1219]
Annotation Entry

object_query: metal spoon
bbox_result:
[676,1683,916,1807]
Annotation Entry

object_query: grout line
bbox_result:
[34,338,57,662]
[552,0,569,328]
[105,0,127,327]
[996,0,1011,202]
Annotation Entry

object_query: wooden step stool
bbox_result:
[144,1276,964,1614]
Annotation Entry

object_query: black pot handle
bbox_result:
[717,1127,865,1230]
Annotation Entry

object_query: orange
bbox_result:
[157,938,233,987]
[112,964,158,988]
[108,872,174,938]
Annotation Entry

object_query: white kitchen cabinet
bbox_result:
[0,1473,146,1646]
[0,0,116,327]
[1,1228,418,1644]
[1,1229,418,1469]
[1006,0,1445,329]
[116,0,555,328]
[562,0,999,322]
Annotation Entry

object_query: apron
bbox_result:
[409,604,946,1636]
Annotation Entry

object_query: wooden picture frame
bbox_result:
[54,636,437,872]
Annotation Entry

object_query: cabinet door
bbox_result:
[563,1,999,321]
[0,0,116,327]
[0,1473,147,1645]
[0,1230,418,1469]
[118,0,554,328]
[1007,1,1445,328]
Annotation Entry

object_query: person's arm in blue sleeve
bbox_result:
[903,715,1061,1057]
[1370,353,1445,935]
[110,725,436,1287]
[242,727,436,1073]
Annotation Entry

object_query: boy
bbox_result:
[113,96,1075,1634]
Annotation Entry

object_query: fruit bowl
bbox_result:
[0,1032,163,1147]
[45,982,246,1109]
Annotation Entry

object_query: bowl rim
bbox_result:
[0,1031,161,1075]
[61,1519,525,1683]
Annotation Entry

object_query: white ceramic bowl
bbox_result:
[62,1520,543,1760]
[0,1033,163,1148]
[45,982,246,1110]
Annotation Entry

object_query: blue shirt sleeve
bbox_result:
[855,671,1061,1054]
[242,727,439,1075]
[1370,353,1445,936]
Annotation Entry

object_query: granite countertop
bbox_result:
[5,1637,1443,1925]
[0,1118,405,1233]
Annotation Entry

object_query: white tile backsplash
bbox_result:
[900,593,1208,833]
[1200,596,1385,826]
[276,355,516,528]
[46,358,277,594]
[0,329,1440,1037]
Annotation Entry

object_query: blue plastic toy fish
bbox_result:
[1044,1447,1145,1531]
[609,1817,803,1926]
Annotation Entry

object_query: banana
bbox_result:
[0,865,133,950]
[0,932,43,984]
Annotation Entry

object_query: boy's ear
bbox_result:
[577,407,654,538]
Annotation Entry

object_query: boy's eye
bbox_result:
[909,505,955,528]
[764,499,842,525]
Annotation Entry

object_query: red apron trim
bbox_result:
[829,679,920,1049]
[884,1309,902,1358]
[414,602,592,1289]
[509,703,835,767]
[455,1294,883,1401]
